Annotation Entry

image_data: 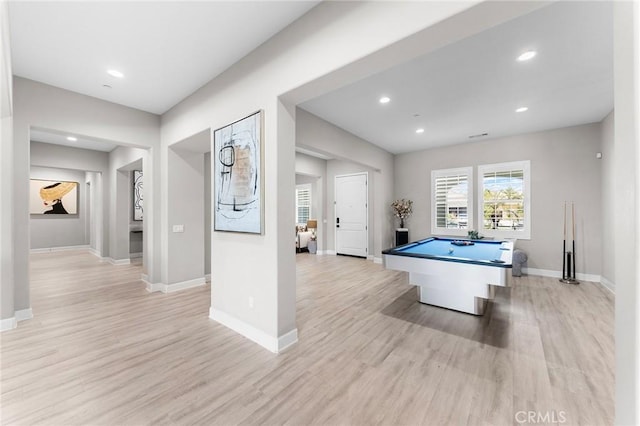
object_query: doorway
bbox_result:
[335,172,368,257]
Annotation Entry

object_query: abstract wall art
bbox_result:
[30,179,78,215]
[133,170,143,221]
[213,110,264,234]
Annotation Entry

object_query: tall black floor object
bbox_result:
[560,201,579,285]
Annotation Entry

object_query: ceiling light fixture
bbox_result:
[416,128,425,134]
[379,96,391,104]
[517,51,537,61]
[107,69,124,78]
[67,136,77,141]
[515,107,529,113]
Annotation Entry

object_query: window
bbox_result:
[478,161,530,239]
[431,167,473,236]
[295,185,311,225]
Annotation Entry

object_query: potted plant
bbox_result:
[391,199,413,229]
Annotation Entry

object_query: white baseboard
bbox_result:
[600,276,615,293]
[209,307,298,353]
[373,257,383,264]
[522,268,601,283]
[15,308,33,322]
[145,277,207,294]
[315,250,325,255]
[205,274,211,283]
[144,280,165,293]
[141,273,149,281]
[0,317,17,332]
[367,255,374,261]
[31,245,90,253]
[107,258,131,266]
[325,250,336,255]
[278,328,298,352]
[166,277,206,293]
[129,252,143,259]
[89,248,102,258]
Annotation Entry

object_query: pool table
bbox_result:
[382,237,514,315]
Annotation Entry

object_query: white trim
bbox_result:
[325,250,336,255]
[129,252,143,259]
[209,307,297,353]
[522,267,601,283]
[15,308,33,322]
[144,279,164,293]
[30,245,90,253]
[141,273,149,281]
[431,166,474,237]
[205,274,211,283]
[145,277,207,294]
[107,258,130,266]
[373,257,383,264]
[600,276,615,293]
[367,255,374,261]
[0,317,17,332]
[166,277,206,293]
[278,328,299,352]
[315,250,325,255]
[89,248,102,258]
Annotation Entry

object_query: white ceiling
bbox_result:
[30,128,119,152]
[9,1,319,115]
[300,1,614,154]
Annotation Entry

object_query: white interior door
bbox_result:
[335,173,368,257]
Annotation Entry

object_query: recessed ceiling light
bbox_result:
[379,96,391,104]
[67,136,77,141]
[107,69,124,78]
[517,51,537,61]
[416,128,425,134]
[515,107,529,113]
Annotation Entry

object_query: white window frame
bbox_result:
[477,160,531,240]
[431,167,473,237]
[295,184,312,226]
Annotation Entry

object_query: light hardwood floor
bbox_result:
[1,251,614,425]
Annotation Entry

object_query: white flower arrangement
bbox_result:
[391,199,413,228]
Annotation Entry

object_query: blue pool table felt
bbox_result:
[385,237,512,267]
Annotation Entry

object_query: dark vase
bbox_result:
[400,218,404,228]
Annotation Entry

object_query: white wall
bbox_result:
[204,152,211,276]
[109,147,147,263]
[30,167,88,249]
[12,77,161,315]
[600,110,615,288]
[395,123,603,276]
[613,1,640,423]
[167,146,205,284]
[30,141,109,254]
[1,0,15,324]
[297,109,395,258]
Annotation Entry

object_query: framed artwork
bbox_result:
[30,179,78,215]
[213,110,264,234]
[133,170,143,221]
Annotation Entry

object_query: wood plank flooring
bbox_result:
[1,250,614,425]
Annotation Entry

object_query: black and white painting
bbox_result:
[213,111,263,234]
[133,170,143,221]
[29,179,78,215]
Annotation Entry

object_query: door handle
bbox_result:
[336,217,340,228]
